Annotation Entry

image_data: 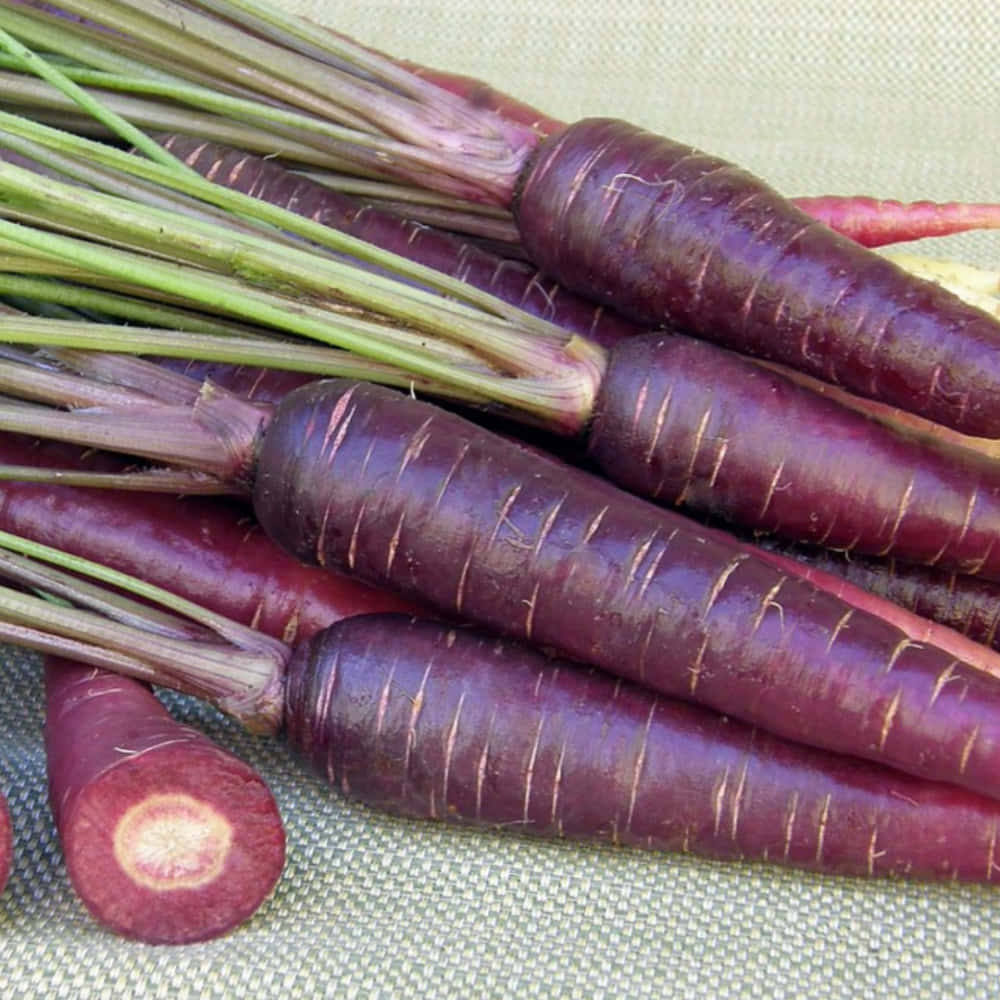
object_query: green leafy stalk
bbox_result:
[0,207,604,432]
[0,23,190,174]
[0,109,546,328]
[0,155,517,339]
[0,72,363,170]
[0,394,261,482]
[1,0,538,202]
[0,274,283,336]
[0,316,486,393]
[0,3,224,84]
[186,0,514,128]
[0,347,478,487]
[0,530,289,732]
[0,55,507,187]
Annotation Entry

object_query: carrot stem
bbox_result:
[0,315,479,391]
[0,529,287,731]
[0,109,550,327]
[0,210,603,431]
[0,24,190,173]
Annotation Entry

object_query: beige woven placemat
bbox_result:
[0,1,997,997]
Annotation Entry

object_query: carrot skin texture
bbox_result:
[514,118,1000,437]
[0,436,424,644]
[286,613,1000,883]
[44,657,285,944]
[254,379,1000,799]
[752,536,1000,653]
[4,381,989,684]
[590,334,1000,579]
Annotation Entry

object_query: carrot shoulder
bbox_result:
[409,58,1000,249]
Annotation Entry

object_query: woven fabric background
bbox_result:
[0,1,997,997]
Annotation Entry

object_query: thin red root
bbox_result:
[793,196,1000,247]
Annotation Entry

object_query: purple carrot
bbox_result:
[25,507,1000,889]
[587,334,1000,581]
[196,330,1000,588]
[250,377,1000,800]
[138,351,1000,673]
[151,351,1000,671]
[7,383,1000,887]
[159,136,1000,582]
[16,350,997,688]
[7,357,998,798]
[44,655,285,944]
[286,612,1000,884]
[510,118,1000,437]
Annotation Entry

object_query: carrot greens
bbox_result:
[0,527,287,732]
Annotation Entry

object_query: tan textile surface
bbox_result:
[0,1,997,997]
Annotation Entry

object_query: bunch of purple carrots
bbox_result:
[0,0,996,945]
